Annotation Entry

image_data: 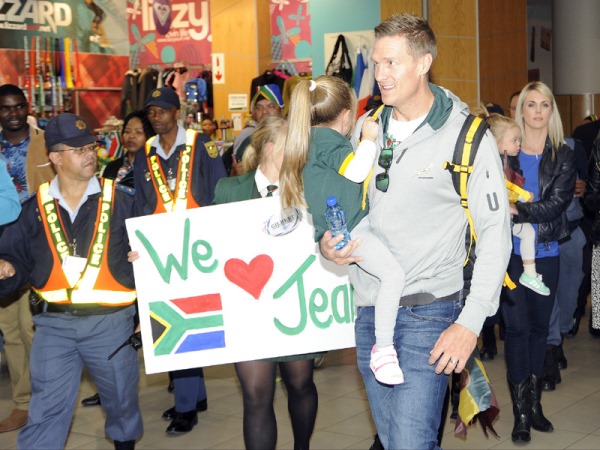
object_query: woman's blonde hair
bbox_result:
[279,75,357,209]
[241,116,287,173]
[515,81,564,154]
[472,103,520,146]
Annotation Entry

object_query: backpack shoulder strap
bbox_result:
[358,104,386,143]
[444,114,488,213]
[444,114,516,290]
[368,104,386,120]
[358,104,387,210]
[447,114,487,264]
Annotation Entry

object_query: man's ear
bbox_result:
[48,151,61,167]
[419,53,433,76]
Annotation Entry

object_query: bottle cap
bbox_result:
[326,196,337,207]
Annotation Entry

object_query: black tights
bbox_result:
[234,359,318,450]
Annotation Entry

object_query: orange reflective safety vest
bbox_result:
[33,179,137,306]
[145,129,201,213]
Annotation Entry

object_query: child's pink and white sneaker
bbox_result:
[370,345,404,385]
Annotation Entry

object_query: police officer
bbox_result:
[134,86,227,215]
[133,87,227,434]
[0,113,142,450]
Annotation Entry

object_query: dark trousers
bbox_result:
[501,254,559,383]
[172,368,206,412]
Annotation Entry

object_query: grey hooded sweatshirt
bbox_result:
[349,84,511,336]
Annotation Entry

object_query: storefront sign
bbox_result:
[0,0,128,55]
[128,0,212,67]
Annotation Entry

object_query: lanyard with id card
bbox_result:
[62,255,87,287]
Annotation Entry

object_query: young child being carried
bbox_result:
[280,75,405,385]
[476,108,550,295]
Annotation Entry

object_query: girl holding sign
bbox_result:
[213,116,320,450]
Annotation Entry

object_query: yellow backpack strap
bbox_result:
[444,115,487,260]
[369,104,386,122]
[444,114,515,291]
[360,104,387,209]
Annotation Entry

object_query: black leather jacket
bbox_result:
[513,139,576,245]
[584,134,600,244]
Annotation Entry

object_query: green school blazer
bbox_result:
[212,170,261,205]
[212,169,324,363]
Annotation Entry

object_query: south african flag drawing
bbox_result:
[149,293,226,356]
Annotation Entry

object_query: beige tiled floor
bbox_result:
[1,315,599,449]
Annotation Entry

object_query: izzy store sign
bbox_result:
[129,0,212,66]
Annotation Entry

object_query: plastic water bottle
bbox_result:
[325,196,351,250]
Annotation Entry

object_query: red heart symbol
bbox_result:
[224,255,274,300]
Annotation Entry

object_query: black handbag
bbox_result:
[326,34,353,85]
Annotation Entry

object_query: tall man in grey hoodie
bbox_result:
[321,13,511,450]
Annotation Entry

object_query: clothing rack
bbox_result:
[131,63,212,72]
[271,59,312,77]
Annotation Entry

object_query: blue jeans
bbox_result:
[548,226,586,345]
[355,301,462,450]
[501,254,559,383]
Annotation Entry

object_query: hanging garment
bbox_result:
[353,47,366,96]
[357,47,375,116]
[121,69,139,119]
[325,34,353,85]
[250,70,286,103]
[137,68,160,110]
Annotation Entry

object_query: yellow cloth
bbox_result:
[506,179,533,204]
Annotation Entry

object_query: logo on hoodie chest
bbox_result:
[415,163,433,179]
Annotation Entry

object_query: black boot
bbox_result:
[480,325,497,361]
[508,375,531,443]
[541,345,561,391]
[529,374,554,432]
[114,440,135,450]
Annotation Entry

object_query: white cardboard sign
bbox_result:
[126,197,355,374]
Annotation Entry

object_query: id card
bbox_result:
[62,256,87,286]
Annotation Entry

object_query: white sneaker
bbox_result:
[370,345,404,385]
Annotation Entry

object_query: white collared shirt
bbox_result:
[149,124,187,160]
[48,176,101,222]
[255,168,279,198]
